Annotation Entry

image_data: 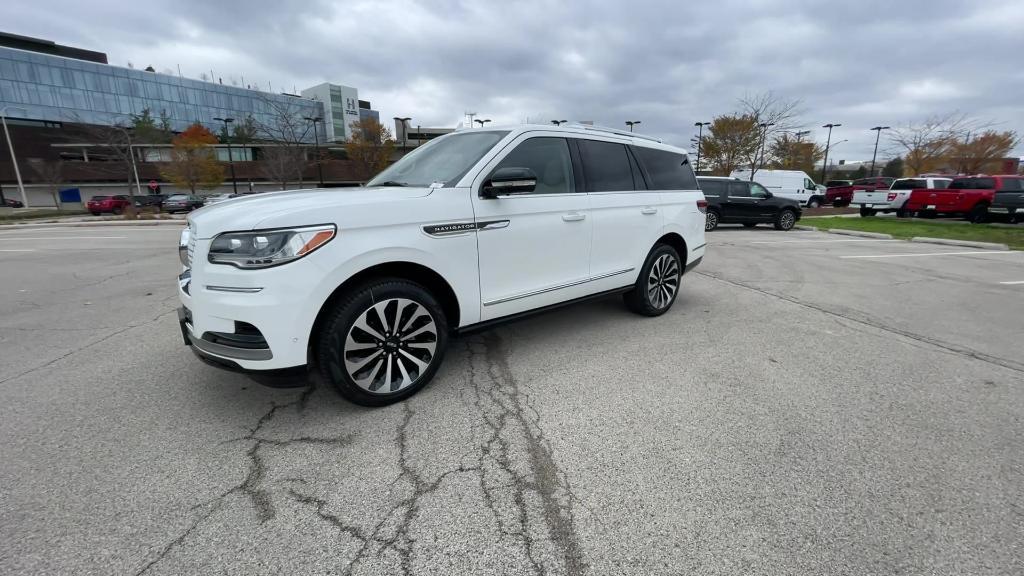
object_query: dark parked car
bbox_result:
[134,194,167,209]
[86,195,132,215]
[2,197,24,208]
[988,177,1024,223]
[698,176,802,231]
[163,194,205,213]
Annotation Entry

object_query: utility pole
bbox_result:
[869,126,890,177]
[694,121,710,173]
[213,117,237,193]
[625,120,641,132]
[754,122,774,180]
[303,116,325,187]
[820,123,841,185]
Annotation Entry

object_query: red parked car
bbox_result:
[825,177,894,207]
[904,175,1024,223]
[86,195,132,215]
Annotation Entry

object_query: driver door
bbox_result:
[471,135,592,321]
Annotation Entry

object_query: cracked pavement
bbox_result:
[1,225,1022,575]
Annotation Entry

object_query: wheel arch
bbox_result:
[309,261,461,354]
[655,231,688,265]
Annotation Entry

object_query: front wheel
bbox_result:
[317,279,449,407]
[897,206,914,218]
[806,198,821,208]
[859,206,876,217]
[967,204,988,224]
[774,209,797,231]
[624,244,682,317]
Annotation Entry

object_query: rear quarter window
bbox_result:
[632,146,698,191]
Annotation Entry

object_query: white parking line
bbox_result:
[0,249,35,252]
[0,236,128,241]
[751,239,901,244]
[841,251,1022,259]
[999,281,1024,285]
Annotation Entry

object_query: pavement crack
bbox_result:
[696,271,1024,375]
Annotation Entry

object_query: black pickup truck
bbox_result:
[698,176,802,231]
[988,176,1024,223]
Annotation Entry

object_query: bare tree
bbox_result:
[889,112,972,175]
[69,116,142,203]
[252,95,316,187]
[737,91,804,176]
[27,158,65,208]
[258,146,307,190]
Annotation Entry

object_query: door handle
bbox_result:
[562,212,586,222]
[640,207,658,215]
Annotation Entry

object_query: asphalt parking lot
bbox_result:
[1,224,1022,575]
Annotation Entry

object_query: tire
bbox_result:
[316,279,449,407]
[90,211,101,216]
[774,209,797,231]
[967,204,988,224]
[896,206,914,218]
[806,198,821,208]
[742,223,757,228]
[112,206,123,215]
[624,244,682,317]
[859,206,876,217]
[704,210,720,231]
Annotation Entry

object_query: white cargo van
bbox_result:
[729,169,825,207]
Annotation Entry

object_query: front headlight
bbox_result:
[208,224,336,269]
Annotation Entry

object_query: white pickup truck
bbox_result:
[855,177,952,218]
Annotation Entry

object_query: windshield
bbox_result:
[366,130,510,188]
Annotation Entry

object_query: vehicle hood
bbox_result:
[187,186,433,238]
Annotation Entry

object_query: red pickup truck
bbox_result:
[825,177,894,207]
[904,175,1024,223]
[86,195,132,215]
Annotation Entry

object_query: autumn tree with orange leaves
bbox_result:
[161,123,224,193]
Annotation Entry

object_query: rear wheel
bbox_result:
[967,204,988,224]
[774,209,797,231]
[704,210,720,231]
[317,279,448,407]
[624,244,682,317]
[112,206,123,215]
[859,206,876,217]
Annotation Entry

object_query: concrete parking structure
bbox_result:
[1,225,1021,575]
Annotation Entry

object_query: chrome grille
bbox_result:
[187,227,196,266]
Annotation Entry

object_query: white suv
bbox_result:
[177,124,707,405]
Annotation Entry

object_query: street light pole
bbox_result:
[551,120,568,126]
[213,117,237,194]
[869,126,890,177]
[754,122,775,180]
[694,121,710,173]
[474,119,491,128]
[0,106,28,208]
[303,116,325,187]
[625,120,641,132]
[820,123,841,185]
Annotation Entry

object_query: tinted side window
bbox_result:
[728,182,750,197]
[632,146,698,190]
[492,137,574,195]
[998,178,1021,191]
[578,140,634,192]
[750,182,770,198]
[699,180,725,197]
[933,180,951,189]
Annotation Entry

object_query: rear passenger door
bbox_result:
[579,139,663,291]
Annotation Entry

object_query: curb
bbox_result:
[826,229,893,239]
[910,237,1009,251]
[0,219,184,229]
[794,225,818,231]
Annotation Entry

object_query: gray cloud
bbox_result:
[7,0,1023,160]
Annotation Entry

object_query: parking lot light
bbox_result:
[870,126,891,177]
[820,123,841,184]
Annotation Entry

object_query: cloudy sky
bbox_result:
[7,0,1023,161]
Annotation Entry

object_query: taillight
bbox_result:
[887,193,897,201]
[697,199,708,214]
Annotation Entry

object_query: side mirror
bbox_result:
[481,167,537,198]
[763,191,773,198]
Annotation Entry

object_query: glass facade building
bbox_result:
[0,45,326,140]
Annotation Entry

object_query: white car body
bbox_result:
[729,168,823,206]
[178,125,706,372]
[853,177,952,212]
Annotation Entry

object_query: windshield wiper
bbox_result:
[369,180,409,187]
